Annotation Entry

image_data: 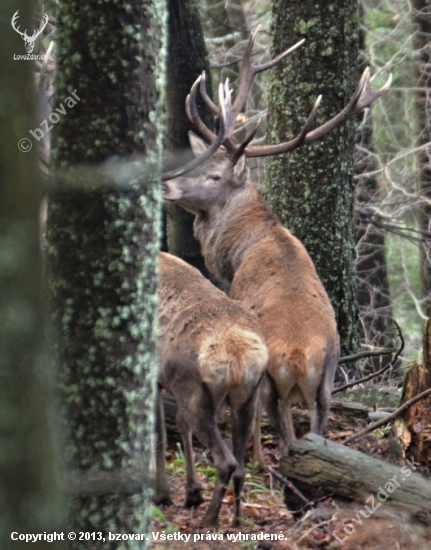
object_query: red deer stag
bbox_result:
[155,252,268,526]
[163,30,391,464]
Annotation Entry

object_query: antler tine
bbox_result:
[162,79,232,181]
[199,72,219,114]
[231,28,305,125]
[187,73,239,157]
[186,74,218,145]
[232,118,262,162]
[220,79,234,136]
[252,38,305,75]
[301,69,393,144]
[357,69,393,111]
[291,94,323,148]
[245,69,392,158]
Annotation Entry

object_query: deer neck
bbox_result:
[193,184,274,284]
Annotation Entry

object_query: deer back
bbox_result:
[158,252,268,396]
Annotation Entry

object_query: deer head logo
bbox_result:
[11,11,48,54]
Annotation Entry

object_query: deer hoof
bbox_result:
[185,487,204,508]
[153,491,173,506]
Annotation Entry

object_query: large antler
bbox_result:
[161,79,232,181]
[245,68,392,157]
[186,27,304,158]
[187,28,392,159]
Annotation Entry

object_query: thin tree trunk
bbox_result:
[0,2,62,547]
[264,0,360,376]
[354,9,393,373]
[412,0,431,317]
[165,0,213,274]
[47,1,167,548]
[355,85,393,371]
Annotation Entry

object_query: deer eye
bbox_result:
[209,174,221,182]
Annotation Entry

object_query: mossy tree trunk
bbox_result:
[47,1,166,548]
[0,2,62,548]
[164,0,213,274]
[264,0,360,375]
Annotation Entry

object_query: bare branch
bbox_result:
[343,387,431,445]
[333,321,404,394]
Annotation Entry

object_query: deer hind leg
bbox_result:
[154,390,172,505]
[176,392,237,526]
[264,380,292,456]
[230,387,260,525]
[315,379,332,435]
[315,350,338,435]
[280,400,296,443]
[176,411,205,508]
[252,402,265,468]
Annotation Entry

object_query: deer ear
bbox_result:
[188,132,209,157]
[233,154,248,186]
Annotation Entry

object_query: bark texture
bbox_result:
[280,434,431,524]
[47,1,166,548]
[165,0,213,274]
[0,2,62,548]
[264,0,360,370]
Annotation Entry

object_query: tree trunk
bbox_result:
[412,0,431,318]
[264,0,360,376]
[166,0,212,150]
[280,434,431,524]
[355,115,393,373]
[165,0,213,274]
[354,9,393,373]
[47,1,166,548]
[0,3,62,548]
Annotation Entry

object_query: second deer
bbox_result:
[155,252,268,525]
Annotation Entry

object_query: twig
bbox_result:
[333,320,404,394]
[266,465,310,505]
[343,387,431,445]
[296,517,337,544]
[338,348,397,364]
[333,360,393,394]
[240,502,285,509]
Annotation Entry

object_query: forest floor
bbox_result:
[151,399,431,550]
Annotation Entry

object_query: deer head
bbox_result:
[12,11,49,54]
[163,28,392,211]
[163,133,249,215]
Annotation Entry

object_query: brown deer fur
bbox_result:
[155,252,268,525]
[163,134,340,463]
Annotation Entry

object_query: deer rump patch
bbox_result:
[198,327,267,389]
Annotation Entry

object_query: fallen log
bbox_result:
[279,433,431,524]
